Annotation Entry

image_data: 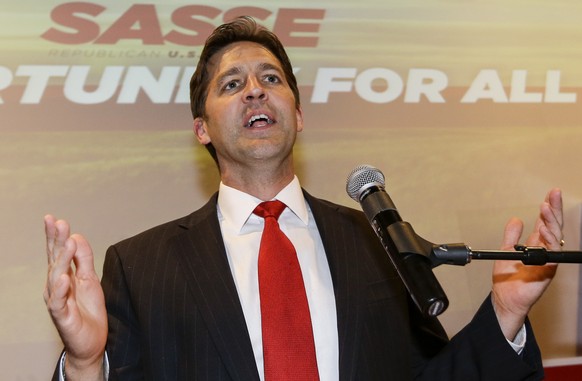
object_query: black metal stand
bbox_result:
[431,243,582,267]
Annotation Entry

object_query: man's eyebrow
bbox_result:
[258,62,283,73]
[215,66,242,86]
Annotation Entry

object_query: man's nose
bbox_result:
[244,78,267,102]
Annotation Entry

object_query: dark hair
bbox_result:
[189,16,301,164]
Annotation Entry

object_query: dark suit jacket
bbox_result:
[54,191,544,380]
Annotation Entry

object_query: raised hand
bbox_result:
[491,188,563,340]
[44,215,108,380]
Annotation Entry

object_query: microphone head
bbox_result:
[346,164,386,202]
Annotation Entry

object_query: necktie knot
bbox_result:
[253,200,287,221]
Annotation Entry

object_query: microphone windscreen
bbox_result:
[346,164,385,202]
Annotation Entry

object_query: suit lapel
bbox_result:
[304,192,361,380]
[172,194,260,381]
[169,191,362,380]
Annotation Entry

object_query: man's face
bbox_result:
[193,41,303,172]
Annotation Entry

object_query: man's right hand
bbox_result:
[44,215,108,381]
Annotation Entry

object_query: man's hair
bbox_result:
[189,16,301,164]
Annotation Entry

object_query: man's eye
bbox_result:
[224,81,238,90]
[265,75,280,83]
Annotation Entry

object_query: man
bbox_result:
[44,16,564,380]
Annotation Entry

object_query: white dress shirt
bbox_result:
[217,176,339,381]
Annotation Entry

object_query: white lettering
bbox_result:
[461,70,508,103]
[405,69,447,103]
[117,66,181,103]
[0,66,13,104]
[15,65,69,104]
[64,66,124,104]
[174,66,195,104]
[354,68,403,104]
[311,68,356,103]
[1,66,576,106]
[545,70,576,103]
[510,70,542,103]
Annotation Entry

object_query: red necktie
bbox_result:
[254,200,320,381]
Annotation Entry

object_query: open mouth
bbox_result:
[245,113,274,128]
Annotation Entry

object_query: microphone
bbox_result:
[346,165,449,317]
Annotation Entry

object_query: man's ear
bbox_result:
[193,117,211,144]
[296,106,304,133]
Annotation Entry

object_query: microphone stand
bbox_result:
[368,225,581,316]
[431,243,582,267]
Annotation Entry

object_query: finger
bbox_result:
[69,234,98,279]
[46,218,72,267]
[540,202,562,243]
[48,235,77,291]
[501,217,524,251]
[46,272,73,321]
[54,219,71,252]
[44,215,57,265]
[539,225,562,251]
[546,188,563,229]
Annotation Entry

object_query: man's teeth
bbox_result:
[246,114,273,127]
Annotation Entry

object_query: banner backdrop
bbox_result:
[2,1,582,378]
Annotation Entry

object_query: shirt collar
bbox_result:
[217,176,309,233]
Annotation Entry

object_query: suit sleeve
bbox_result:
[411,294,544,381]
[100,244,145,381]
